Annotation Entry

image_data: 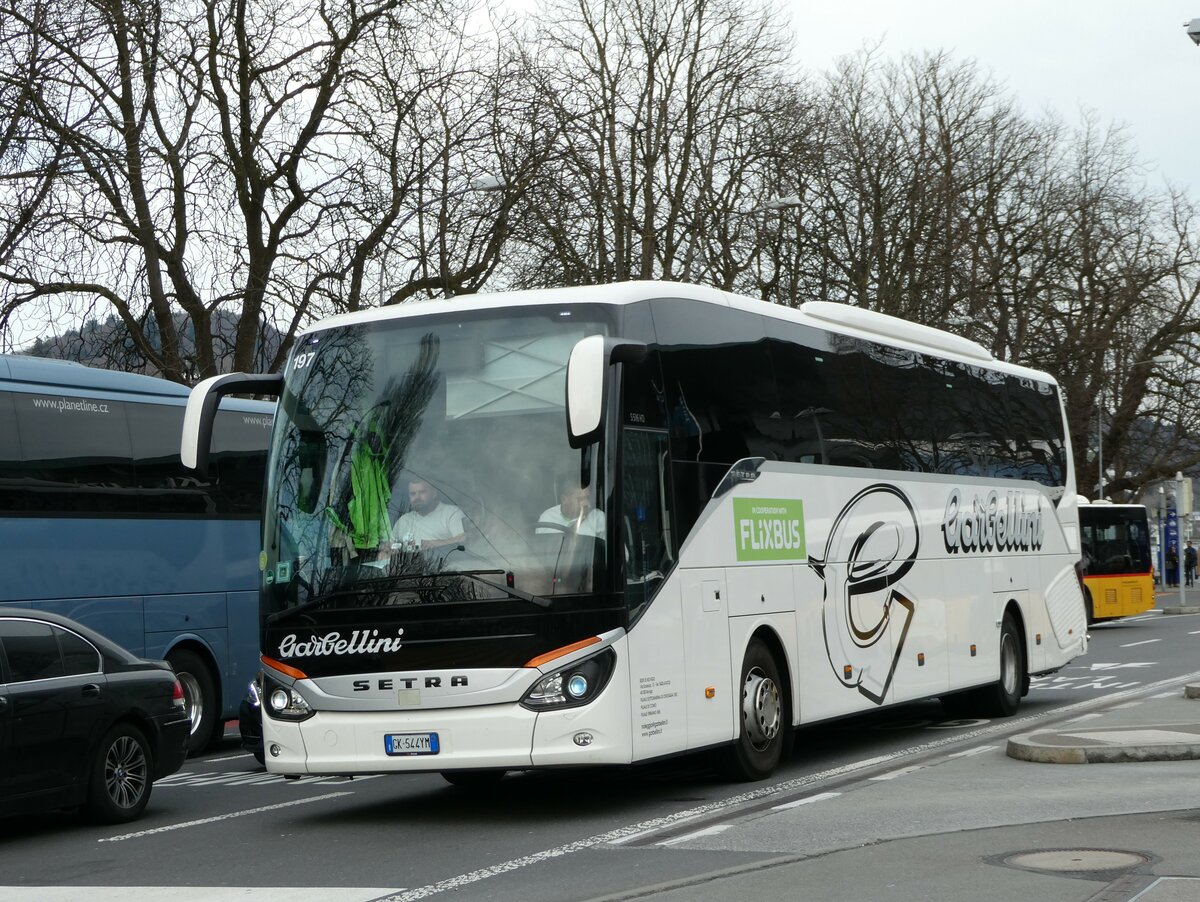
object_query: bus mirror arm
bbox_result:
[566,336,647,449]
[182,372,283,473]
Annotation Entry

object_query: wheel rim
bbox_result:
[177,670,204,738]
[105,735,148,810]
[741,667,781,751]
[999,631,1019,698]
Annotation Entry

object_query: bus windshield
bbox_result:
[262,306,615,624]
[1080,505,1152,576]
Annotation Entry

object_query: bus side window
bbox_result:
[622,428,672,620]
[0,391,24,512]
[15,392,138,513]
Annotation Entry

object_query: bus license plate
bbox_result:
[385,732,440,756]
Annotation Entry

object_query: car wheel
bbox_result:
[85,723,154,824]
[168,648,219,755]
[718,639,788,781]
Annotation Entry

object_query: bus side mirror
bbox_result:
[182,372,283,474]
[566,336,647,449]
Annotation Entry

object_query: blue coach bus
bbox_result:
[0,354,273,753]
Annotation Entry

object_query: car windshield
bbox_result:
[262,305,614,620]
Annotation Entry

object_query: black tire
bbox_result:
[973,612,1024,717]
[441,770,506,789]
[84,723,154,824]
[1084,588,1096,625]
[168,648,219,755]
[718,639,788,781]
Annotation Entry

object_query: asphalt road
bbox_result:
[1,609,1196,902]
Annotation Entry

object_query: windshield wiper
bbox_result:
[442,569,552,609]
[267,568,551,622]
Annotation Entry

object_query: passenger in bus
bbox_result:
[390,478,466,551]
[537,473,606,537]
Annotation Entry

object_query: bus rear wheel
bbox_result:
[973,613,1024,718]
[719,639,788,781]
[168,648,219,755]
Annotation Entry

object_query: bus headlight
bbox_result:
[262,674,314,722]
[521,648,616,710]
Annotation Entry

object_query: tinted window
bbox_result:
[127,402,217,514]
[767,324,878,469]
[0,391,22,512]
[57,627,101,675]
[0,619,64,682]
[211,409,272,516]
[652,301,778,466]
[13,392,137,513]
[1007,376,1067,488]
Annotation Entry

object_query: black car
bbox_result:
[0,607,191,823]
[239,677,265,766]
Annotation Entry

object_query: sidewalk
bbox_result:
[1153,583,1200,614]
[1007,683,1200,763]
[598,681,1200,902]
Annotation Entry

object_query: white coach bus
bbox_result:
[182,282,1088,784]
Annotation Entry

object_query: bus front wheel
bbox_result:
[168,648,219,755]
[719,639,788,781]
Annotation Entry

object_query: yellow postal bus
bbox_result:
[1079,500,1154,622]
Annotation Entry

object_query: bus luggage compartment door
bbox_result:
[681,570,733,748]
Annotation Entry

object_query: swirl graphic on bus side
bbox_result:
[809,484,919,704]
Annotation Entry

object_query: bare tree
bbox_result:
[0,0,525,381]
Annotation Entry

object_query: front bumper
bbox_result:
[263,682,632,776]
[153,712,192,779]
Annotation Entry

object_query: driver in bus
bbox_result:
[537,474,606,537]
[390,478,466,552]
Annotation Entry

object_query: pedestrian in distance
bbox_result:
[1166,544,1179,587]
[1185,540,1197,588]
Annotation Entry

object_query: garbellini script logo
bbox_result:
[278,628,405,658]
[942,489,1044,553]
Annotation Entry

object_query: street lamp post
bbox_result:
[1179,471,1188,607]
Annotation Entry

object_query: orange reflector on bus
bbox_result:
[917,653,925,667]
[843,664,853,679]
[705,686,716,699]
[524,637,601,669]
[969,644,977,657]
[1036,633,1042,645]
[262,655,307,680]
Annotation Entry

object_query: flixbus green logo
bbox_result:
[733,498,806,561]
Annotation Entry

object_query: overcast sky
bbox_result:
[788,0,1200,196]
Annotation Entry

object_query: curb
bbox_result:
[1007,738,1200,764]
[1157,605,1200,615]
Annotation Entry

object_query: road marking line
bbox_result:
[379,670,1200,901]
[1111,702,1141,709]
[771,791,841,810]
[204,753,254,763]
[0,889,400,901]
[658,825,732,846]
[1119,639,1161,648]
[869,764,926,781]
[1149,690,1179,699]
[98,792,352,842]
[947,745,996,758]
[1061,713,1104,725]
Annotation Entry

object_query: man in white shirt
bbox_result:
[391,479,465,551]
[537,478,605,538]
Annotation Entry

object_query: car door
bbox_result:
[0,617,104,800]
[0,647,12,805]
